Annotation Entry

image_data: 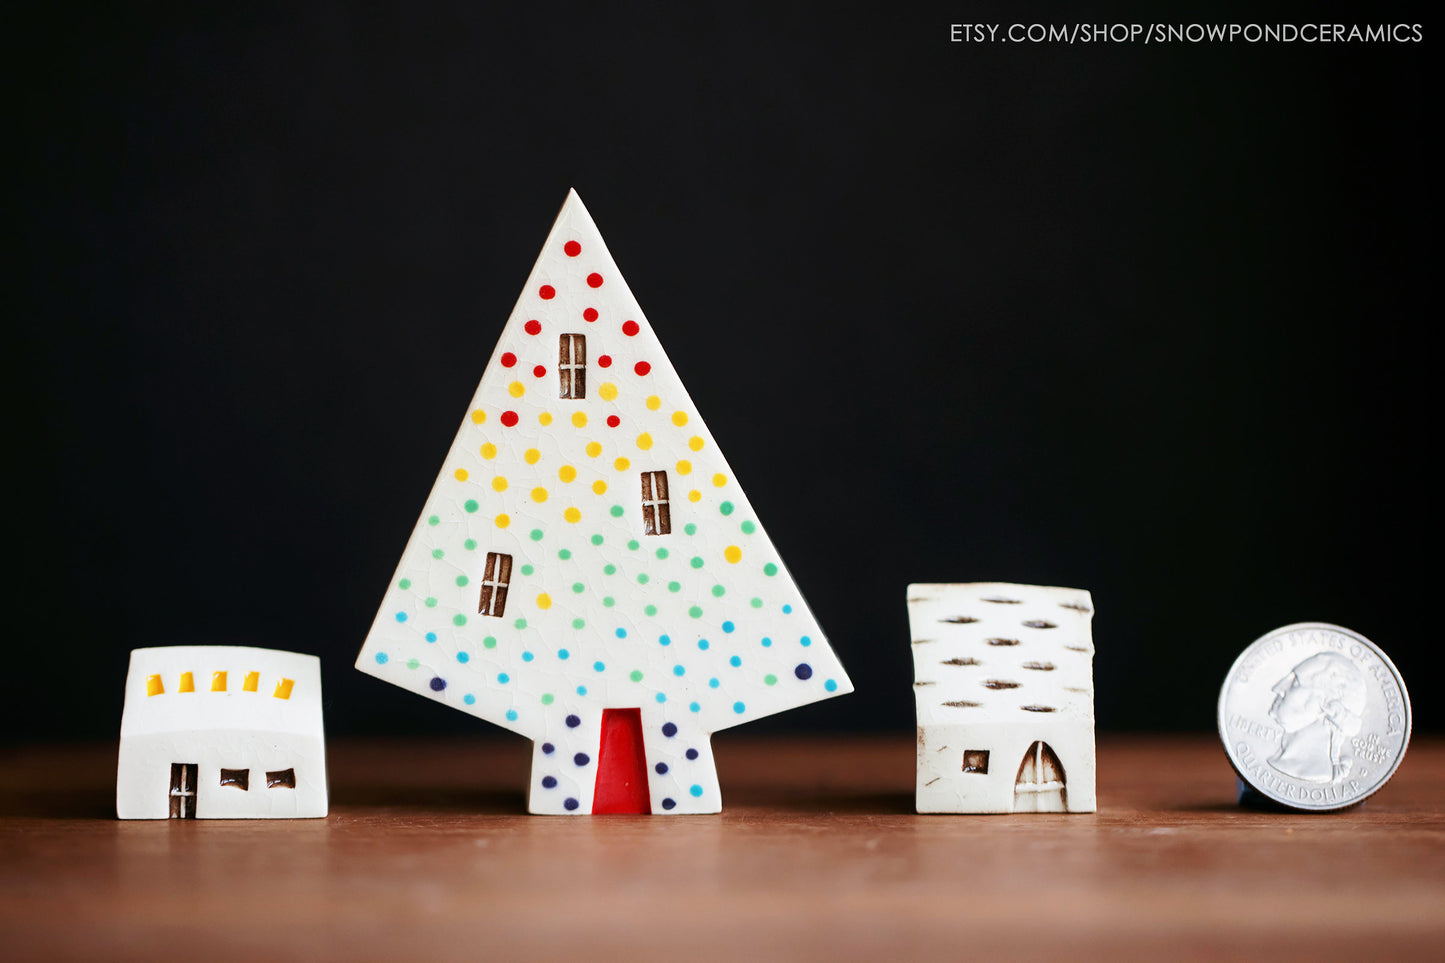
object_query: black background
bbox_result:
[9,3,1434,744]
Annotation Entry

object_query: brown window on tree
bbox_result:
[219,768,250,790]
[559,334,586,399]
[266,769,296,789]
[169,763,198,819]
[478,552,513,617]
[641,471,671,535]
[962,750,990,774]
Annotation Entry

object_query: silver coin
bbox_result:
[1217,622,1411,811]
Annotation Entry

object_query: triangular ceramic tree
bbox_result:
[356,190,852,814]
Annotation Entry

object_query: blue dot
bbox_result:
[729,655,742,667]
[783,604,793,614]
[542,776,557,789]
[522,651,534,662]
[825,679,838,692]
[655,693,666,703]
[795,663,813,680]
[593,661,606,672]
[673,665,685,677]
[659,634,672,647]
[425,632,437,643]
[689,702,701,712]
[662,798,676,810]
[498,673,510,684]
[689,784,704,797]
[558,648,570,660]
[574,753,590,766]
[505,708,517,721]
[698,639,710,650]
[566,715,581,728]
[662,722,678,737]
[685,748,699,760]
[394,612,407,623]
[375,652,389,664]
[542,743,554,754]
[430,677,446,691]
[733,701,746,714]
[463,693,476,705]
[615,628,627,639]
[564,798,579,811]
[576,685,587,695]
[800,635,812,647]
[722,621,735,633]
[709,678,720,689]
[761,637,772,648]
[656,762,669,775]
[457,652,470,663]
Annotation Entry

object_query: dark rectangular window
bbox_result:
[219,768,250,790]
[559,334,586,399]
[266,768,296,789]
[169,763,198,818]
[962,750,990,774]
[641,471,671,535]
[478,552,513,617]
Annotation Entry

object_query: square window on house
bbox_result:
[478,552,513,617]
[641,471,671,535]
[219,768,250,790]
[559,334,586,399]
[266,768,296,789]
[963,750,990,774]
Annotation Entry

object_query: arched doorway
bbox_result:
[1014,741,1066,812]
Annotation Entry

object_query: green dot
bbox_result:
[604,564,617,575]
[514,618,527,630]
[765,674,778,686]
[432,548,444,559]
[603,596,616,608]
[688,605,703,618]
[529,528,544,541]
[464,500,479,513]
[464,538,477,550]
[629,670,643,683]
[764,563,778,576]
[483,636,497,649]
[453,614,467,626]
[668,581,682,593]
[690,556,704,569]
[427,515,440,526]
[637,573,650,585]
[572,582,585,593]
[719,501,734,516]
[541,693,554,705]
[591,534,604,546]
[711,585,725,598]
[558,548,572,560]
[424,597,438,608]
[644,604,657,616]
[398,578,412,590]
[609,505,624,518]
[627,539,639,551]
[455,575,469,587]
[656,547,669,560]
[407,658,421,669]
[572,618,585,629]
[521,564,534,575]
[684,522,697,536]
[750,597,763,609]
[741,520,756,534]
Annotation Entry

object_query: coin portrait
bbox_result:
[1267,652,1367,783]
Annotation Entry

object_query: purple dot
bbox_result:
[564,797,579,811]
[795,663,813,680]
[662,722,678,737]
[542,743,555,755]
[685,748,699,760]
[661,798,676,810]
[574,753,590,766]
[541,776,557,789]
[429,677,446,691]
[566,715,581,728]
[655,762,669,775]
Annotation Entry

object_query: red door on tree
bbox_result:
[592,708,651,814]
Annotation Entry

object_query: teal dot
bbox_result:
[497,672,509,683]
[482,636,497,649]
[656,547,669,560]
[427,515,440,526]
[825,679,838,692]
[464,538,477,550]
[398,578,411,590]
[637,573,650,585]
[375,652,389,664]
[604,564,617,576]
[505,708,517,721]
[762,637,772,647]
[719,501,734,516]
[453,614,467,626]
[711,585,725,598]
[557,649,570,660]
[659,634,672,646]
[529,528,544,541]
[644,604,657,616]
[668,581,681,593]
[457,652,470,663]
[615,628,627,639]
[627,539,639,551]
[673,665,686,677]
[576,686,587,696]
[741,520,756,534]
[783,604,793,613]
[424,597,438,608]
[689,702,701,712]
[572,582,585,593]
[593,661,605,671]
[541,693,554,705]
[464,693,476,705]
[610,505,625,517]
[764,563,778,576]
[558,548,572,560]
[603,596,616,608]
[407,658,420,670]
[629,670,643,682]
[688,605,703,619]
[572,618,585,629]
[431,548,444,559]
[690,556,704,569]
[456,575,469,587]
[729,655,741,667]
[521,563,534,575]
[514,618,527,630]
[395,611,407,623]
[750,597,763,609]
[690,784,704,797]
[655,693,667,703]
[732,701,745,714]
[464,500,479,513]
[765,674,777,686]
[591,534,604,546]
[801,635,812,647]
[684,523,697,536]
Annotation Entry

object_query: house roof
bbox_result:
[355,190,851,739]
[120,646,324,737]
[907,583,1095,727]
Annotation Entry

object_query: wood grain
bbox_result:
[2,735,1442,961]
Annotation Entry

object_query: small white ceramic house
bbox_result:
[355,190,852,814]
[908,583,1096,814]
[117,646,327,819]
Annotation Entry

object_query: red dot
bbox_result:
[598,355,612,368]
[622,320,639,337]
[533,365,547,378]
[539,285,556,300]
[524,320,541,335]
[564,241,581,257]
[500,411,519,427]
[586,273,603,288]
[500,352,517,368]
[583,307,598,322]
[607,415,621,428]
[634,361,651,376]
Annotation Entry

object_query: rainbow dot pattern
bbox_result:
[355,190,853,814]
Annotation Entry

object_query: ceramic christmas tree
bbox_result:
[356,190,852,814]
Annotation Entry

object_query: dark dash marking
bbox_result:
[986,638,1021,646]
[981,596,1021,604]
[1022,661,1056,671]
[983,680,1021,690]
[1021,705,1056,713]
[1022,620,1057,629]
[941,657,980,666]
[939,616,979,624]
[944,700,982,708]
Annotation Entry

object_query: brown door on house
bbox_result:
[1013,741,1066,812]
[591,708,652,814]
[169,763,198,819]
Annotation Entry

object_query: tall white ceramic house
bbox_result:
[909,583,1096,814]
[117,646,327,819]
[356,190,852,815]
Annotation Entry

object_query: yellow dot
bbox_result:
[614,457,630,471]
[495,514,510,528]
[712,473,727,487]
[531,487,549,503]
[508,381,525,398]
[676,459,692,476]
[599,383,618,402]
[672,410,688,426]
[646,395,661,411]
[537,593,552,610]
[586,441,603,457]
[636,433,653,451]
[480,442,498,460]
[539,412,553,426]
[524,448,541,465]
[689,435,705,451]
[559,465,577,483]
[493,476,509,492]
[470,409,487,424]
[688,489,702,503]
[592,480,608,495]
[725,545,742,564]
[564,507,582,523]
[454,468,469,482]
[572,412,588,428]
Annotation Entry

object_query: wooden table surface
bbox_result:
[2,735,1442,961]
